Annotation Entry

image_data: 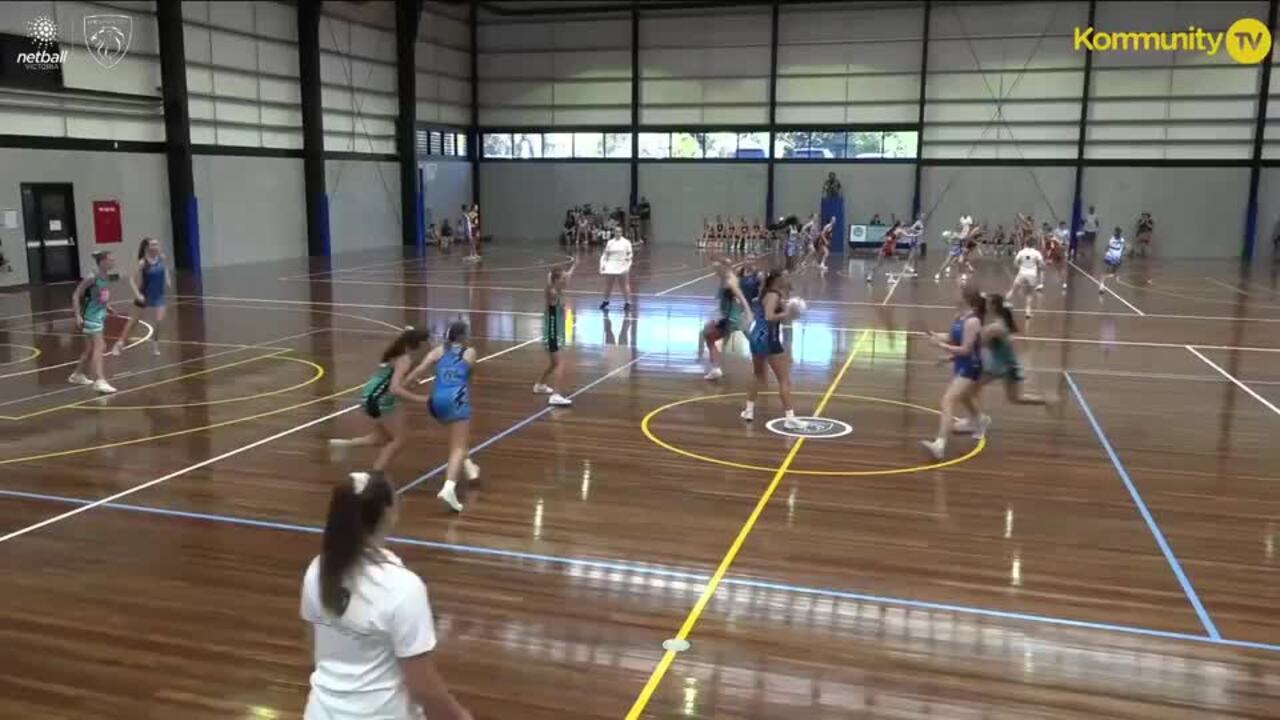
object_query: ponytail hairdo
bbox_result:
[319,471,396,616]
[446,320,468,344]
[987,293,1017,334]
[381,326,430,363]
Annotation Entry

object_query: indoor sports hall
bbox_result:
[1,1,1279,718]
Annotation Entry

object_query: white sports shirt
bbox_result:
[599,235,634,275]
[1014,247,1044,275]
[301,549,436,720]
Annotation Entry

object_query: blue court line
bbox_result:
[2,486,1278,654]
[398,353,649,495]
[1064,371,1221,640]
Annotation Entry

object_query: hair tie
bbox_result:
[350,471,370,494]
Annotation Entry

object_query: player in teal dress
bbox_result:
[70,250,119,394]
[329,327,432,472]
[534,259,576,407]
[409,321,479,513]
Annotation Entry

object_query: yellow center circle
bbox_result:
[642,392,985,476]
[1226,18,1272,64]
[0,343,42,368]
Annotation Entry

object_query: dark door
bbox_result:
[21,183,80,284]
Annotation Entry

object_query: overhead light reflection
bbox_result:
[1004,506,1014,539]
[533,498,544,540]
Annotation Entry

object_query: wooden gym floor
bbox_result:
[0,242,1278,719]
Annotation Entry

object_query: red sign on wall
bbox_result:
[93,200,122,244]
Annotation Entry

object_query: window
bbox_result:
[773,131,807,158]
[604,132,631,159]
[443,133,455,156]
[455,133,467,157]
[639,132,670,159]
[429,131,443,155]
[482,133,512,158]
[514,133,542,159]
[671,132,702,159]
[808,131,846,159]
[544,132,572,158]
[883,131,918,159]
[736,131,767,159]
[703,132,737,159]
[573,132,604,158]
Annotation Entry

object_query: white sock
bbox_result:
[745,401,755,412]
[785,410,796,419]
[441,479,456,494]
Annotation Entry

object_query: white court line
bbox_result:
[655,270,721,296]
[180,295,544,317]
[278,255,426,281]
[0,320,153,380]
[1068,259,1146,316]
[1185,346,1280,417]
[808,324,1280,353]
[1204,277,1250,297]
[0,336,540,545]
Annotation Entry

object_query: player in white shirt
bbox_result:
[1099,227,1126,296]
[902,214,925,277]
[598,229,634,313]
[1007,239,1045,318]
[301,472,472,720]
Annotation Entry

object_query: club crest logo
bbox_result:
[84,14,132,68]
[765,416,854,439]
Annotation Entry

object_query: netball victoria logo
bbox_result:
[20,15,67,70]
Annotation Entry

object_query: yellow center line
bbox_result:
[625,277,904,718]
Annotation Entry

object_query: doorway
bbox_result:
[21,182,81,284]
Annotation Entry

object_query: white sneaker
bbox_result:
[437,485,463,512]
[93,379,117,394]
[1036,283,1044,292]
[971,414,992,440]
[921,439,945,460]
[783,416,804,430]
[108,344,122,357]
[151,340,162,356]
[533,383,553,394]
[1024,309,1032,319]
[463,458,480,481]
[740,407,754,422]
[952,417,974,433]
[68,372,92,386]
[865,273,873,282]
[548,393,573,406]
[704,367,723,381]
[934,273,941,282]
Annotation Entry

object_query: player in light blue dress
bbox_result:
[1099,227,1126,295]
[408,321,479,513]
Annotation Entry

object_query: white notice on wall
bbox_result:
[1,210,16,229]
[49,219,63,232]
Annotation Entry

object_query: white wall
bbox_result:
[0,148,169,287]
[479,14,631,126]
[421,159,471,231]
[319,5,398,154]
[638,163,767,242]
[921,165,1074,233]
[775,163,915,226]
[1081,166,1249,258]
[416,1,471,126]
[479,162,628,241]
[326,159,400,253]
[193,155,305,268]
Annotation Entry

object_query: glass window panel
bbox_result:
[883,130,919,158]
[455,133,467,156]
[703,132,737,158]
[544,132,572,158]
[808,131,846,159]
[671,132,702,159]
[604,132,632,158]
[774,131,809,158]
[735,131,767,159]
[443,132,455,156]
[848,131,885,158]
[639,132,670,158]
[513,133,542,159]
[574,132,604,158]
[429,131,443,155]
[482,132,512,158]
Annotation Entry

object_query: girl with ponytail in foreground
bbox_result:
[301,472,472,720]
